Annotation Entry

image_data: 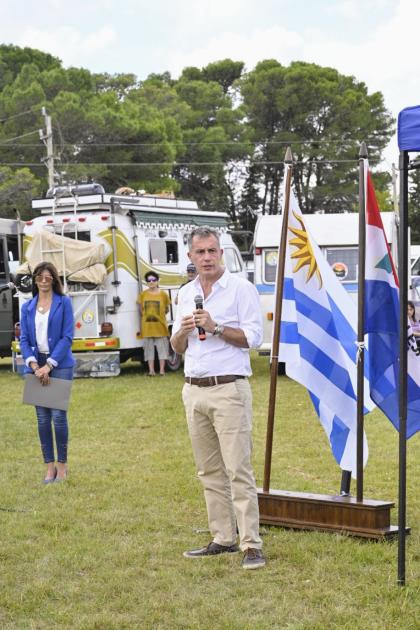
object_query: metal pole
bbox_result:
[40,107,55,189]
[356,142,367,502]
[109,198,120,287]
[397,150,408,586]
[263,147,293,493]
[392,163,399,213]
[340,470,351,496]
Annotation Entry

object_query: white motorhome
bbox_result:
[253,212,398,352]
[14,184,246,376]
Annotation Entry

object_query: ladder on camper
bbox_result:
[37,188,84,290]
[36,221,79,292]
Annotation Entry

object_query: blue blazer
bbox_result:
[20,292,75,373]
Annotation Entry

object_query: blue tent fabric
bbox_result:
[398,105,420,151]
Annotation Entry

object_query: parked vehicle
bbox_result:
[13,184,246,376]
[0,218,20,357]
[253,211,399,352]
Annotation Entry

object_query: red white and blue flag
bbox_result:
[365,167,420,438]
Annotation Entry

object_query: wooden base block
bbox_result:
[258,488,409,539]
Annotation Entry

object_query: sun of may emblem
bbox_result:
[288,212,322,288]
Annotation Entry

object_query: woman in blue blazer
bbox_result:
[20,262,74,483]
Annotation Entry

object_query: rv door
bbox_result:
[0,236,14,356]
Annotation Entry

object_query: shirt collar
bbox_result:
[191,268,229,292]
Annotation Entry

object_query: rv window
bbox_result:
[412,257,420,276]
[149,239,178,264]
[223,247,242,273]
[325,247,358,283]
[56,231,91,242]
[264,250,278,283]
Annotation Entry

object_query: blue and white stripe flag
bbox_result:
[277,177,373,477]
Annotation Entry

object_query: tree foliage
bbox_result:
[239,60,394,216]
[0,45,398,225]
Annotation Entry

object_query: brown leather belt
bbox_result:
[185,375,246,387]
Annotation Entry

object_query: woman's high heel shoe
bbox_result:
[42,467,57,484]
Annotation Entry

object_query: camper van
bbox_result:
[0,217,20,357]
[253,211,398,352]
[14,185,246,376]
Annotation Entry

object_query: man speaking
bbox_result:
[171,226,265,570]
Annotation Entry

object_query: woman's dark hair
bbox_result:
[408,300,417,322]
[145,271,159,282]
[32,262,64,296]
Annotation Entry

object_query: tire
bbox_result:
[15,274,32,293]
[278,362,286,376]
[166,346,182,372]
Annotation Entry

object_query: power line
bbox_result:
[0,108,39,124]
[0,130,40,143]
[0,140,384,148]
[0,159,366,167]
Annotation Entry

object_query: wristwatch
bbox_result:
[213,323,225,337]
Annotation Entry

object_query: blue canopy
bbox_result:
[398,105,420,151]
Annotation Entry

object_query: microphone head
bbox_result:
[194,294,203,309]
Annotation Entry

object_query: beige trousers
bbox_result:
[182,379,262,551]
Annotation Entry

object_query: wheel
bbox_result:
[15,274,32,293]
[166,346,182,372]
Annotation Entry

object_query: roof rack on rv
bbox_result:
[46,183,105,198]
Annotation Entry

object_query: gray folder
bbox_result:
[23,374,72,411]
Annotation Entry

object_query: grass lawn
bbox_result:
[0,353,418,629]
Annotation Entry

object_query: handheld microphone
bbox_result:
[194,294,206,341]
[0,282,15,294]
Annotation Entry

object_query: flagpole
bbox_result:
[397,149,409,586]
[263,147,293,493]
[356,142,367,502]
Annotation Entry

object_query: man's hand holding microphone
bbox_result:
[178,295,217,341]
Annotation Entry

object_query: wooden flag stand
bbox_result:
[257,489,400,539]
[259,146,407,541]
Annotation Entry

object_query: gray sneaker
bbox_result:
[183,541,239,558]
[241,548,266,569]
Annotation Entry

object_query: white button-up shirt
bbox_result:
[171,270,263,377]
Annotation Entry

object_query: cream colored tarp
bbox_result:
[18,229,110,284]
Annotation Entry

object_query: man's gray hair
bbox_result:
[187,226,220,249]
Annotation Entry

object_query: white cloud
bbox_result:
[15,25,117,66]
[168,26,304,77]
[84,27,116,53]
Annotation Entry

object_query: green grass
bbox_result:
[0,354,418,629]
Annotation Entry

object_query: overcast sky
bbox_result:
[1,0,419,167]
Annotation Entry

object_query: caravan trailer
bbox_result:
[14,185,246,376]
[253,211,398,352]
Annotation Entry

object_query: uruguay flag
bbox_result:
[365,168,420,438]
[278,175,372,478]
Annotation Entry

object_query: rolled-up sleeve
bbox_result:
[238,282,263,349]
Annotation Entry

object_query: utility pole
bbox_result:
[39,107,55,188]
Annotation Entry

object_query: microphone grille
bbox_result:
[194,294,203,307]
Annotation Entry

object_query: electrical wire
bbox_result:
[0,159,372,167]
[0,108,39,124]
[0,140,385,148]
[0,130,40,144]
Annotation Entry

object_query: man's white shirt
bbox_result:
[171,270,263,377]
